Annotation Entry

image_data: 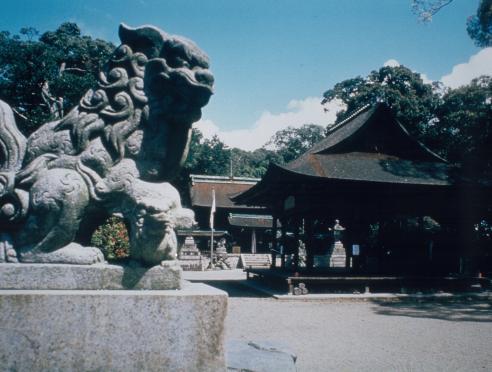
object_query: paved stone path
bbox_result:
[187,273,492,372]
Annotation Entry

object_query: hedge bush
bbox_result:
[91,216,130,260]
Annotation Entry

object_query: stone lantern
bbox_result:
[329,219,346,268]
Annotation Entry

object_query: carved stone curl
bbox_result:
[0,24,214,266]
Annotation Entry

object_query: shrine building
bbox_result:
[233,103,491,276]
[188,174,274,253]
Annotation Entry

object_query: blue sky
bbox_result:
[1,0,490,150]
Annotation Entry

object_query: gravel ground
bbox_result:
[201,280,492,372]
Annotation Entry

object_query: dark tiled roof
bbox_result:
[284,152,451,185]
[304,104,445,161]
[305,105,377,155]
[228,213,274,228]
[281,103,453,185]
[190,177,263,209]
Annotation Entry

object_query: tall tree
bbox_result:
[466,0,492,47]
[229,147,284,178]
[322,65,441,142]
[0,22,114,135]
[265,124,326,163]
[194,135,231,176]
[172,129,231,203]
[172,126,305,203]
[433,76,492,179]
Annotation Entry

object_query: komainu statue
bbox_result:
[0,24,214,266]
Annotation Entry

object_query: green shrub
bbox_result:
[91,216,130,260]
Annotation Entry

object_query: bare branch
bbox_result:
[412,0,454,23]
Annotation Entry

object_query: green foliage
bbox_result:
[172,127,287,202]
[466,0,492,47]
[322,65,441,141]
[0,22,114,136]
[173,123,323,198]
[173,129,231,203]
[266,124,326,163]
[230,148,284,177]
[185,129,281,176]
[433,76,492,178]
[90,216,130,261]
[193,134,231,176]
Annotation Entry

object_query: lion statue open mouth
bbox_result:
[0,24,213,266]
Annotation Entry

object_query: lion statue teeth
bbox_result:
[0,24,214,266]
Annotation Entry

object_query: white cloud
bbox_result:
[195,48,492,152]
[441,48,492,88]
[383,59,400,67]
[420,73,433,85]
[195,118,220,140]
[383,49,492,88]
[384,58,434,85]
[194,97,345,151]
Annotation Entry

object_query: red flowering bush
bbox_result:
[91,216,130,260]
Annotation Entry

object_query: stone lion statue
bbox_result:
[0,24,214,266]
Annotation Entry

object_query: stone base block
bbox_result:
[0,283,227,371]
[329,254,347,268]
[178,258,204,271]
[0,261,182,290]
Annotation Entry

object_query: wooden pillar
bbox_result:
[305,217,314,269]
[271,216,278,269]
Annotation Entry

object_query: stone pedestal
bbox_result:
[0,261,182,290]
[0,282,227,371]
[329,241,346,268]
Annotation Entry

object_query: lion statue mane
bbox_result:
[0,24,214,266]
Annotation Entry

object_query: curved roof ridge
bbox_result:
[326,103,372,136]
[392,116,449,163]
[295,103,377,157]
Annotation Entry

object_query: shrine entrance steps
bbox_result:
[239,254,272,269]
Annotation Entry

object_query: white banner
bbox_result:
[209,188,216,229]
